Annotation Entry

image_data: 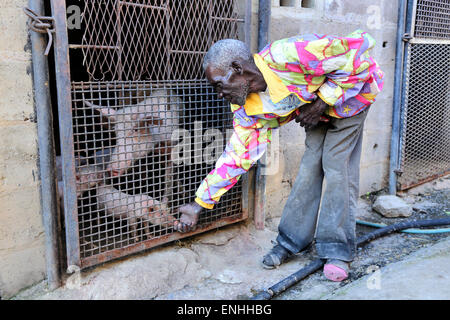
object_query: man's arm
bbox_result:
[194,116,272,209]
[174,110,272,233]
[295,97,329,130]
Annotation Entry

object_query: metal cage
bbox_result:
[51,0,252,269]
[398,43,450,189]
[413,0,450,39]
[397,0,450,190]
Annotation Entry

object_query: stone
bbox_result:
[215,269,243,284]
[412,200,439,213]
[372,195,413,218]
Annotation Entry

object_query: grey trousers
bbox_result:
[276,107,370,262]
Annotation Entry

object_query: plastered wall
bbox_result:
[263,0,397,221]
[0,0,398,298]
[0,0,46,299]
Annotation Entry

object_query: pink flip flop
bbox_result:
[323,260,349,282]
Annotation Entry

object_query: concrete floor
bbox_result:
[12,178,450,300]
[12,222,310,300]
[324,237,450,300]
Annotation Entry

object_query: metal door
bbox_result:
[397,0,450,190]
[50,0,252,270]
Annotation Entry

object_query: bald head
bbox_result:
[202,39,253,72]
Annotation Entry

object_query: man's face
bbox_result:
[206,65,250,106]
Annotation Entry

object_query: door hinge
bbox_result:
[402,33,412,43]
[24,7,55,56]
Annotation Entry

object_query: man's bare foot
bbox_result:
[173,201,203,233]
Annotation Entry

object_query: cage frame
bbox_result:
[397,0,450,191]
[50,0,254,270]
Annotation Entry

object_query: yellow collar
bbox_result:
[253,53,294,104]
[231,54,308,116]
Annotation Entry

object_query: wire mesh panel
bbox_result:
[398,43,450,189]
[55,0,250,268]
[80,0,242,81]
[397,0,450,190]
[71,81,243,264]
[414,0,450,40]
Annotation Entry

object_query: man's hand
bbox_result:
[295,97,329,130]
[173,201,203,233]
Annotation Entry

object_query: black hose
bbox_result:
[251,217,450,300]
[356,218,450,246]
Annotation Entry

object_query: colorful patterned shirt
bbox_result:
[195,30,384,209]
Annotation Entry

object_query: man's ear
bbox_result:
[231,60,243,75]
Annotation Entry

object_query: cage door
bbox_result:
[51,0,253,270]
[397,0,450,190]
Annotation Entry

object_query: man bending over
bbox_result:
[173,30,384,282]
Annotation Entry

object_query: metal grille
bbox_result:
[80,0,241,81]
[414,0,450,40]
[71,81,243,263]
[398,43,450,189]
[56,0,250,268]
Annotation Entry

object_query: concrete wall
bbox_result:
[0,0,398,298]
[264,0,397,221]
[0,0,46,298]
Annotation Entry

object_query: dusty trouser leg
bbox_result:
[276,122,328,254]
[315,108,369,262]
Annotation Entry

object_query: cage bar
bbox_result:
[56,0,251,269]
